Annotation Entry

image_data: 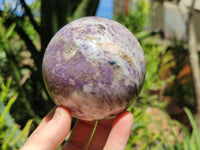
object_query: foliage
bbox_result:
[114,0,150,34]
[125,41,178,149]
[0,0,100,128]
[140,42,172,107]
[164,44,195,108]
[0,8,42,126]
[0,12,33,149]
[126,106,200,150]
[182,107,200,150]
[0,78,33,150]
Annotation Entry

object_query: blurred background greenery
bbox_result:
[0,0,200,149]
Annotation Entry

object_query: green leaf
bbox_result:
[0,77,12,102]
[184,107,200,150]
[10,119,33,146]
[6,24,16,39]
[72,0,99,20]
[0,93,26,148]
[0,93,18,126]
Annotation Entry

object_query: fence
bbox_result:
[150,1,200,50]
[113,0,200,50]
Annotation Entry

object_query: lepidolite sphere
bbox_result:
[42,16,146,121]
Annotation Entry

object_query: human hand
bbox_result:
[21,106,133,150]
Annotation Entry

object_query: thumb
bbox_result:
[21,106,72,150]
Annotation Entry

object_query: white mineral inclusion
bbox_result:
[83,82,93,93]
[63,43,79,60]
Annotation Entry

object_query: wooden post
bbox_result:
[187,0,200,128]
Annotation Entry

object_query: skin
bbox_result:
[21,106,133,150]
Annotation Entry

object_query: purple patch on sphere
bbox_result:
[62,52,95,77]
[74,79,88,90]
[98,65,113,84]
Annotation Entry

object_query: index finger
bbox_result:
[103,111,133,150]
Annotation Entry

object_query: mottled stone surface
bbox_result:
[42,16,146,121]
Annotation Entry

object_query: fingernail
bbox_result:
[52,107,65,120]
[52,106,72,121]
